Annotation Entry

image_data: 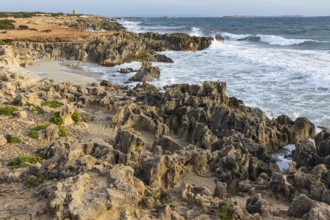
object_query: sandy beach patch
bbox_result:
[26,61,102,84]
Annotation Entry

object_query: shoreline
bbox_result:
[25,61,102,85]
[0,13,330,220]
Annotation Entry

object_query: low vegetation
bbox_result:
[28,125,49,139]
[6,135,22,144]
[0,105,19,116]
[0,12,39,18]
[25,175,46,186]
[10,155,43,169]
[51,112,63,125]
[58,125,69,137]
[72,111,84,123]
[215,202,236,220]
[41,100,63,108]
[0,19,15,30]
[18,24,29,30]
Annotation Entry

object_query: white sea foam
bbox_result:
[221,32,317,46]
[257,34,316,46]
[190,27,203,37]
[118,19,143,33]
[86,20,330,128]
[220,32,251,40]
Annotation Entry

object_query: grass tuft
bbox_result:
[7,135,21,144]
[28,125,49,139]
[10,155,42,169]
[41,100,63,108]
[50,112,63,126]
[71,111,84,123]
[0,19,15,30]
[58,125,68,137]
[0,105,19,116]
[25,175,45,186]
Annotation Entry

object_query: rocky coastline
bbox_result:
[0,13,330,220]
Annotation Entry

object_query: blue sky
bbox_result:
[0,0,329,17]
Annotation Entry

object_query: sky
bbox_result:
[0,0,329,17]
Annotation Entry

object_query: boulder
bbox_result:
[13,110,27,119]
[246,193,271,217]
[288,194,315,218]
[0,134,7,146]
[129,62,160,82]
[119,67,135,74]
[292,141,323,168]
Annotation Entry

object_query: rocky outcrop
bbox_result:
[9,31,212,67]
[67,16,125,32]
[129,62,160,82]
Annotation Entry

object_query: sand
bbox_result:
[26,61,102,84]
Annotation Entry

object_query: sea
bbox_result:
[79,17,330,130]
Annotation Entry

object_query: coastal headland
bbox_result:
[0,12,330,220]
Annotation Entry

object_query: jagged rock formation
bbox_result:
[130,62,160,82]
[0,14,329,220]
[66,16,125,31]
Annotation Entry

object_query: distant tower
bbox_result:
[73,10,78,15]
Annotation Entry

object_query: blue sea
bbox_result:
[81,17,330,128]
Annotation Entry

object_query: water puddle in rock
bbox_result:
[272,144,295,172]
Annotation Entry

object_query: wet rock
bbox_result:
[318,136,330,158]
[215,35,225,41]
[292,141,323,169]
[290,117,316,143]
[129,62,160,82]
[119,67,135,74]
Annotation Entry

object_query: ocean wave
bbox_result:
[257,34,316,46]
[142,26,186,30]
[220,32,318,46]
[118,19,143,33]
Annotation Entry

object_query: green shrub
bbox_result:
[71,111,84,123]
[0,39,5,45]
[58,125,68,137]
[0,12,40,18]
[51,112,63,125]
[0,105,19,116]
[28,125,49,139]
[18,24,29,30]
[41,100,63,108]
[40,29,51,33]
[7,135,21,144]
[215,202,236,220]
[25,175,45,186]
[0,19,15,30]
[10,155,42,169]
